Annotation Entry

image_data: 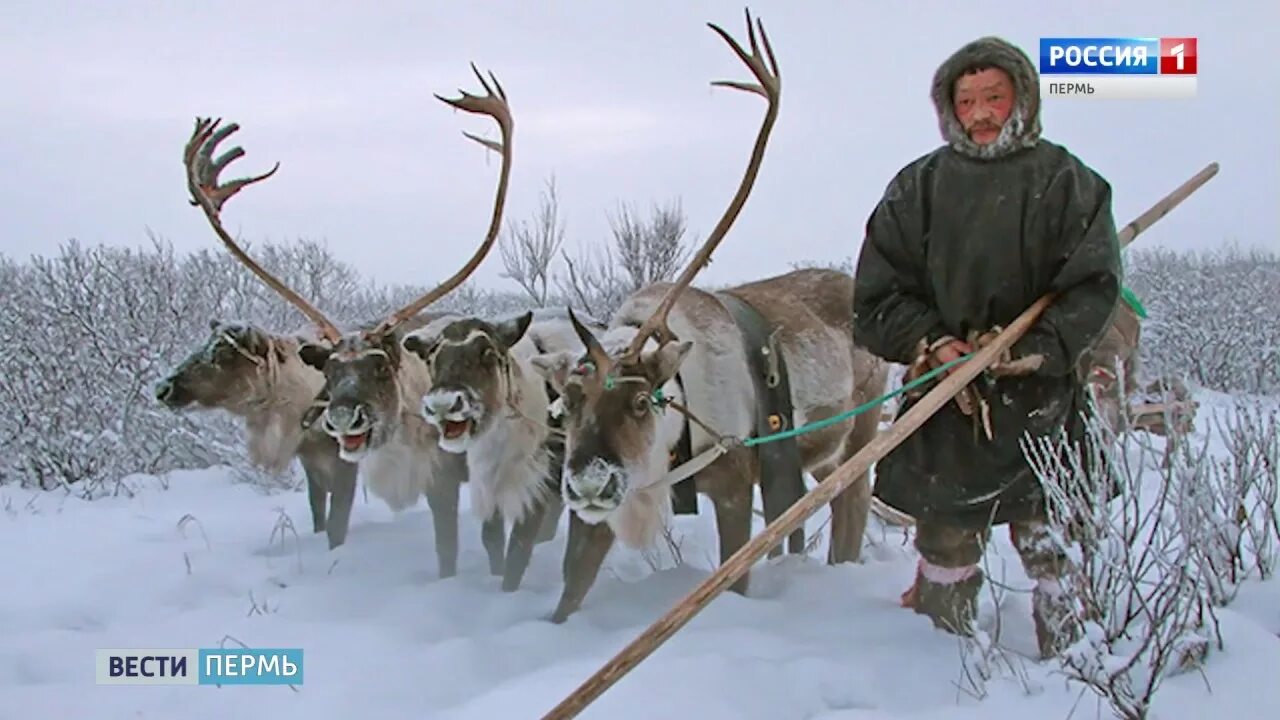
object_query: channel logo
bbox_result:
[95,648,304,686]
[1038,37,1197,99]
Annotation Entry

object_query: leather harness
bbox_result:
[664,293,808,553]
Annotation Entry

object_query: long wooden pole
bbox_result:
[539,162,1220,720]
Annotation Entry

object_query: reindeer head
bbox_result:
[404,311,533,453]
[529,10,782,524]
[297,325,415,460]
[534,312,692,522]
[155,320,293,412]
[180,64,517,462]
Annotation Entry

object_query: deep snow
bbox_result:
[3,391,1279,719]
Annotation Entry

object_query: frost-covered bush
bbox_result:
[0,235,528,494]
[1022,397,1280,720]
[1124,244,1280,395]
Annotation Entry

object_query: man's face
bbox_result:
[953,67,1015,146]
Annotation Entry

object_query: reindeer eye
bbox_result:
[632,392,650,416]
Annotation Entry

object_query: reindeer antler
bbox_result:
[617,8,781,365]
[369,64,516,338]
[183,118,343,344]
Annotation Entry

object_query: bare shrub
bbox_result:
[556,241,630,321]
[499,175,566,306]
[790,256,853,274]
[608,199,692,290]
[554,197,691,320]
[1193,401,1280,598]
[1016,398,1280,719]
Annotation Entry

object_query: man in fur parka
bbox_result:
[851,36,1123,658]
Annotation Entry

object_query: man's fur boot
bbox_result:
[901,559,984,636]
[1030,576,1082,659]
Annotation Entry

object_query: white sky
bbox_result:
[3,0,1274,294]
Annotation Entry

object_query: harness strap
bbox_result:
[668,373,700,514]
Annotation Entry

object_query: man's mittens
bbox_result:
[971,326,1004,350]
[989,352,1045,378]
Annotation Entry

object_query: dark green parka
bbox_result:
[851,37,1123,529]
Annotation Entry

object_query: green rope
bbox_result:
[741,352,975,447]
[1120,285,1148,319]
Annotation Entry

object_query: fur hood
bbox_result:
[930,36,1042,160]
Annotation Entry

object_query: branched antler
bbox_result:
[617,8,781,365]
[183,62,515,346]
[369,63,516,338]
[183,118,343,343]
[568,307,612,373]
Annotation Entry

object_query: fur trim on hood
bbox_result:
[930,36,1041,160]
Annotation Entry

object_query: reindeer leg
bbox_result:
[535,455,565,544]
[502,499,548,592]
[549,512,615,623]
[305,470,328,535]
[827,470,872,564]
[424,475,461,579]
[535,492,564,544]
[827,408,877,564]
[481,510,507,576]
[299,432,348,546]
[702,452,756,595]
[325,461,358,550]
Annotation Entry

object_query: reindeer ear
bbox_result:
[402,331,441,361]
[530,350,576,393]
[298,341,331,371]
[643,340,692,386]
[232,325,270,357]
[494,311,534,350]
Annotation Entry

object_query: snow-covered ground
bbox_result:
[4,391,1279,719]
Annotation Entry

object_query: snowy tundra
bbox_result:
[2,389,1278,720]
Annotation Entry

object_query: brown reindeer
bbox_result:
[1083,299,1197,463]
[1082,297,1143,432]
[527,11,892,622]
[155,320,358,550]
[179,65,518,580]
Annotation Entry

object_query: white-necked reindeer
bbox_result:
[155,320,358,550]
[401,307,587,590]
[178,64,520,581]
[528,12,891,622]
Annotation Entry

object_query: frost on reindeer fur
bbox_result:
[464,409,554,524]
[411,313,571,527]
[612,482,676,549]
[239,337,326,475]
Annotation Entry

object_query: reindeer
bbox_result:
[400,306,590,591]
[1083,297,1143,432]
[527,11,892,622]
[178,64,519,581]
[154,320,358,550]
[1084,298,1197,465]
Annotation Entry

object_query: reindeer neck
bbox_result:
[238,340,323,473]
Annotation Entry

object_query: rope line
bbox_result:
[739,352,975,448]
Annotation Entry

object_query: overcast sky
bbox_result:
[3,1,1274,296]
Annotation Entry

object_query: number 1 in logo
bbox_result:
[1159,38,1197,75]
